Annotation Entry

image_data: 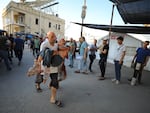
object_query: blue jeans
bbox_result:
[114,61,122,81]
[14,49,23,61]
[69,53,74,67]
[78,57,87,72]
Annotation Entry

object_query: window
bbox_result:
[49,22,51,28]
[19,16,24,24]
[58,25,60,30]
[55,24,57,29]
[35,18,38,25]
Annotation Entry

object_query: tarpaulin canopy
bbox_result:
[74,22,150,34]
[109,0,150,24]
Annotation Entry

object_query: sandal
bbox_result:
[54,100,63,107]
[36,88,42,92]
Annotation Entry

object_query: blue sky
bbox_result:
[0,0,125,39]
[58,0,124,25]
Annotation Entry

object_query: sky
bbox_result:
[0,0,125,40]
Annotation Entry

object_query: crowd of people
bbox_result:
[73,36,150,86]
[64,36,150,86]
[0,33,25,70]
[31,31,149,108]
[0,33,45,70]
[1,31,150,108]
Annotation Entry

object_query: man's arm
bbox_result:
[84,46,88,60]
[101,48,108,54]
[120,51,126,64]
[143,56,150,66]
[132,53,137,63]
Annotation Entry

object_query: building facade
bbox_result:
[2,1,65,38]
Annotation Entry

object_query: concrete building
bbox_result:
[97,32,150,71]
[2,0,65,39]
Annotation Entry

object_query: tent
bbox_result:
[110,0,150,24]
[74,22,150,34]
[74,0,150,35]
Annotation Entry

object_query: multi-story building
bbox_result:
[2,0,65,38]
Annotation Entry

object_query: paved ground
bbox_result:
[0,45,150,113]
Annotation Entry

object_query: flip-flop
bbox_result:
[55,100,63,107]
[36,88,42,92]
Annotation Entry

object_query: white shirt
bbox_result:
[114,44,126,61]
[89,44,97,55]
[40,39,58,74]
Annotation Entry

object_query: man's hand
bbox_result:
[119,60,123,64]
[43,79,47,84]
[53,50,59,55]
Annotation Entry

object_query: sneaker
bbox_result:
[74,70,80,73]
[89,69,93,72]
[70,65,73,68]
[81,72,88,74]
[111,78,116,82]
[99,76,105,80]
[115,80,120,84]
[18,61,21,66]
[131,77,136,86]
[128,78,132,81]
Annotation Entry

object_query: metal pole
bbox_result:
[81,0,86,37]
[105,4,115,72]
[81,18,84,37]
[108,4,115,44]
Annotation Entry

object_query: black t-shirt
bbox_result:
[0,36,8,50]
[100,44,109,61]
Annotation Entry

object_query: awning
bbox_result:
[74,22,150,34]
[22,0,55,7]
[109,0,150,24]
[0,29,6,33]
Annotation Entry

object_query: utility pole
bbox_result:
[108,4,115,44]
[81,0,87,37]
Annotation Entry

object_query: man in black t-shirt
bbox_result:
[98,39,109,80]
[0,36,12,70]
[8,34,14,57]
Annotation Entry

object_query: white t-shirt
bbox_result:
[40,39,58,74]
[88,44,97,55]
[114,44,126,61]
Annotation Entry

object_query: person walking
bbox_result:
[112,36,126,84]
[73,40,77,58]
[98,38,109,80]
[130,41,150,86]
[0,35,12,70]
[33,36,40,57]
[8,34,14,58]
[88,39,97,72]
[38,31,63,107]
[68,38,75,68]
[75,36,88,74]
[14,35,24,65]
